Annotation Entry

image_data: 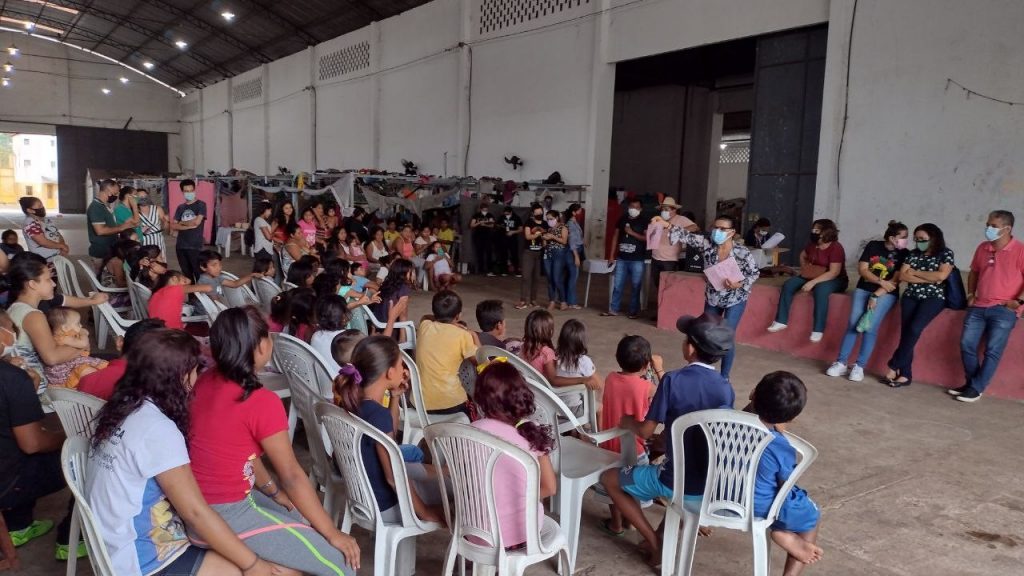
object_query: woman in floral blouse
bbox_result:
[652,213,759,379]
[884,223,955,387]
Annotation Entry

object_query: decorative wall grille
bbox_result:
[479,0,591,35]
[182,99,200,117]
[232,77,263,104]
[319,41,371,81]
[719,143,750,164]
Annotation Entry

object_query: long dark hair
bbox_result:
[563,203,581,224]
[6,252,48,303]
[522,309,555,363]
[285,288,316,336]
[914,223,947,255]
[474,362,553,453]
[812,219,839,244]
[101,238,140,272]
[555,319,588,371]
[286,259,316,287]
[333,335,400,414]
[92,329,200,448]
[378,258,413,299]
[210,306,268,401]
[274,201,295,229]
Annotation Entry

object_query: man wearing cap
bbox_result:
[651,198,699,295]
[599,313,735,565]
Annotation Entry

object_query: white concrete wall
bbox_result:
[0,33,180,134]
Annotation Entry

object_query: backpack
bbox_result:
[944,267,967,310]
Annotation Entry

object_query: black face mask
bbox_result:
[533,213,543,220]
[809,232,821,243]
[106,194,118,204]
[33,208,46,218]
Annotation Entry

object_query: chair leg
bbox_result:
[340,505,353,534]
[752,529,771,576]
[661,507,681,576]
[442,540,459,576]
[65,504,81,576]
[287,404,298,442]
[394,535,417,576]
[95,310,109,350]
[677,511,701,576]
[557,486,582,576]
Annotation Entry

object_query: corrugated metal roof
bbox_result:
[0,0,434,90]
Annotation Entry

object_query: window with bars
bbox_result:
[232,77,263,104]
[318,41,371,81]
[719,143,750,164]
[479,0,591,35]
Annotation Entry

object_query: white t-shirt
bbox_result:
[427,253,452,276]
[253,216,274,255]
[555,354,595,416]
[87,401,191,576]
[376,265,389,282]
[310,329,344,377]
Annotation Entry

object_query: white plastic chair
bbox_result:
[128,280,208,325]
[270,333,346,520]
[282,281,299,291]
[360,305,416,350]
[61,437,116,576]
[95,302,137,339]
[660,409,818,576]
[475,345,598,435]
[220,272,260,308]
[253,276,282,310]
[582,258,615,308]
[69,258,131,349]
[316,402,444,576]
[424,422,571,576]
[398,350,469,448]
[53,256,86,298]
[194,292,227,324]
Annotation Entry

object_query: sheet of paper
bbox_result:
[703,257,744,291]
[762,232,786,250]
[646,224,663,248]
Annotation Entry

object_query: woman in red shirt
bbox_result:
[188,307,359,575]
[768,219,850,342]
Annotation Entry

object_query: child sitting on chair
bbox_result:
[42,307,108,389]
[197,249,261,303]
[424,240,461,291]
[748,371,823,574]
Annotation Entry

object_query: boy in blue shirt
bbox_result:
[599,313,736,566]
[749,371,823,573]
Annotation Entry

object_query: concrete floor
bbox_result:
[9,219,1024,575]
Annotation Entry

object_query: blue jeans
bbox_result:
[544,250,567,303]
[563,248,581,306]
[961,305,1018,393]
[704,299,748,379]
[836,289,898,367]
[775,276,849,333]
[611,259,645,315]
[887,296,945,380]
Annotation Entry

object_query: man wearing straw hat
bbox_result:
[650,197,699,296]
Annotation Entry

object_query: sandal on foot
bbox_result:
[598,519,625,537]
[886,378,911,388]
[514,302,529,310]
[600,311,618,317]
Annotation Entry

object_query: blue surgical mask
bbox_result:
[711,229,730,245]
[184,192,196,202]
[985,226,1004,242]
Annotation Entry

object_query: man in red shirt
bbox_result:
[78,319,166,400]
[952,210,1024,402]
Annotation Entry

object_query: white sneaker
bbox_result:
[767,322,788,333]
[825,362,848,377]
[809,332,824,342]
[848,365,864,382]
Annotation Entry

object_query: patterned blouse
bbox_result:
[668,225,760,308]
[544,225,568,258]
[902,248,955,300]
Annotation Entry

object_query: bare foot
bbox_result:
[774,531,824,564]
[698,526,714,537]
[547,301,557,310]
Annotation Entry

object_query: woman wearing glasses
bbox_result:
[651,213,759,379]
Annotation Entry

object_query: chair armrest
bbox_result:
[95,286,129,294]
[182,314,209,324]
[579,426,638,465]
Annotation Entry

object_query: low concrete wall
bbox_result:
[656,272,1024,400]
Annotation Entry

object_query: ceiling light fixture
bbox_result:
[24,22,34,30]
[1,78,10,87]
[175,40,188,49]
[119,76,129,84]
[22,1,79,15]
[101,87,111,94]
[142,61,155,69]
[7,44,18,55]
[2,62,12,72]
[222,11,236,21]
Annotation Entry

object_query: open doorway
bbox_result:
[0,132,59,213]
[608,25,827,263]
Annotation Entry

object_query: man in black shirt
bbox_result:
[345,207,370,243]
[603,198,648,319]
[470,201,498,276]
[170,179,207,282]
[500,205,523,277]
[516,204,548,309]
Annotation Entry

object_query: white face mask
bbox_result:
[546,218,558,227]
[628,208,641,218]
[660,210,672,220]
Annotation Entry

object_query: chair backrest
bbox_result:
[127,280,151,319]
[399,350,432,427]
[476,345,547,388]
[317,402,427,532]
[95,302,137,338]
[253,276,282,310]
[670,409,777,530]
[282,281,299,291]
[61,437,117,576]
[519,378,583,475]
[271,332,336,475]
[220,272,259,308]
[76,259,104,294]
[46,388,106,438]
[194,293,221,323]
[360,305,416,350]
[425,422,544,556]
[54,256,85,298]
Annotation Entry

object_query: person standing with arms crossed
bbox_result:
[170,179,207,282]
[952,210,1024,403]
[87,179,137,272]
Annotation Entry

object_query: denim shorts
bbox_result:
[154,546,205,576]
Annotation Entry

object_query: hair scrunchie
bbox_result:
[339,363,362,385]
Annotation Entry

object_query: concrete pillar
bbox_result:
[585,0,616,259]
[814,0,856,220]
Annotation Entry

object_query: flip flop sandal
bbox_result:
[600,312,618,317]
[514,302,529,310]
[598,519,625,537]
[886,378,912,388]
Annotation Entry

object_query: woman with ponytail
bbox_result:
[471,360,557,549]
[332,335,443,523]
[188,306,360,575]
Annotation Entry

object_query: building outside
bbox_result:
[0,133,59,211]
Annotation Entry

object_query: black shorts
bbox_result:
[154,546,206,576]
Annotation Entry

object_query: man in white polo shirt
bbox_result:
[650,197,699,295]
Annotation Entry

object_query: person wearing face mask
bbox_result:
[953,210,1024,402]
[516,203,548,310]
[19,196,69,272]
[602,198,648,319]
[826,221,909,382]
[87,179,137,271]
[651,213,759,379]
[113,185,143,241]
[562,203,585,309]
[136,188,168,254]
[541,210,570,310]
[883,223,954,388]
[650,198,698,297]
[170,179,208,283]
[470,200,498,276]
[744,217,773,249]
[767,219,849,342]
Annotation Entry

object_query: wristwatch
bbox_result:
[1016,298,1024,305]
